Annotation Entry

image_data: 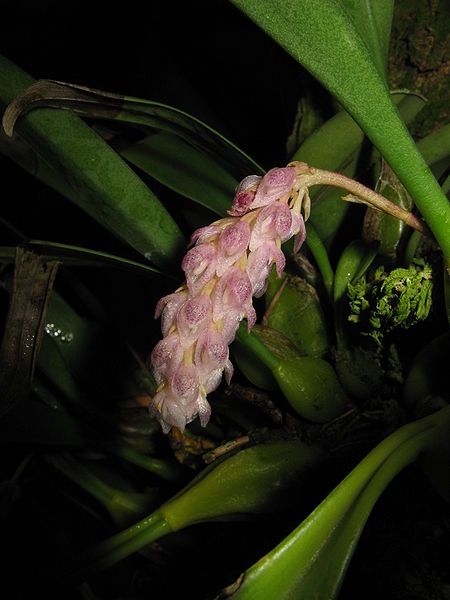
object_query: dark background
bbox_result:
[1,0,315,167]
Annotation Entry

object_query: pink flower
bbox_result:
[247,241,286,298]
[177,295,212,348]
[251,167,296,209]
[150,164,308,433]
[190,223,221,245]
[216,220,251,276]
[150,332,183,384]
[155,290,188,337]
[182,244,217,295]
[195,327,233,393]
[212,267,256,335]
[249,202,295,252]
[151,387,197,434]
[228,175,261,216]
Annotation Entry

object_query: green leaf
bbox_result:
[74,440,324,576]
[47,454,162,528]
[333,239,378,303]
[0,241,172,279]
[416,122,450,167]
[121,132,237,216]
[304,221,334,295]
[37,287,158,414]
[0,56,184,267]
[228,406,450,600]
[38,291,102,389]
[29,241,170,278]
[339,0,394,77]
[230,1,450,263]
[291,105,364,174]
[265,271,330,357]
[2,78,263,180]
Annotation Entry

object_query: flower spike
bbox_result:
[150,164,308,432]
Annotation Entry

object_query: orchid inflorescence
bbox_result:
[149,162,313,433]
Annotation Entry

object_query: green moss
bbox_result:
[347,259,433,346]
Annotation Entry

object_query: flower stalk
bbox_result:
[290,162,429,236]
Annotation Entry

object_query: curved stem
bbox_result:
[403,229,423,265]
[292,162,430,237]
[304,221,334,297]
[47,454,116,509]
[103,442,184,483]
[235,323,279,371]
[71,509,170,580]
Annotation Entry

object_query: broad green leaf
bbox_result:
[30,241,170,278]
[2,78,263,180]
[230,1,450,263]
[0,124,76,205]
[39,291,103,391]
[228,406,450,600]
[0,56,184,267]
[339,0,394,77]
[121,132,237,216]
[0,241,171,279]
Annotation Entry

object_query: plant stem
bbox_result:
[235,324,279,371]
[72,509,170,579]
[103,442,184,483]
[304,221,334,296]
[47,454,117,509]
[291,162,429,236]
